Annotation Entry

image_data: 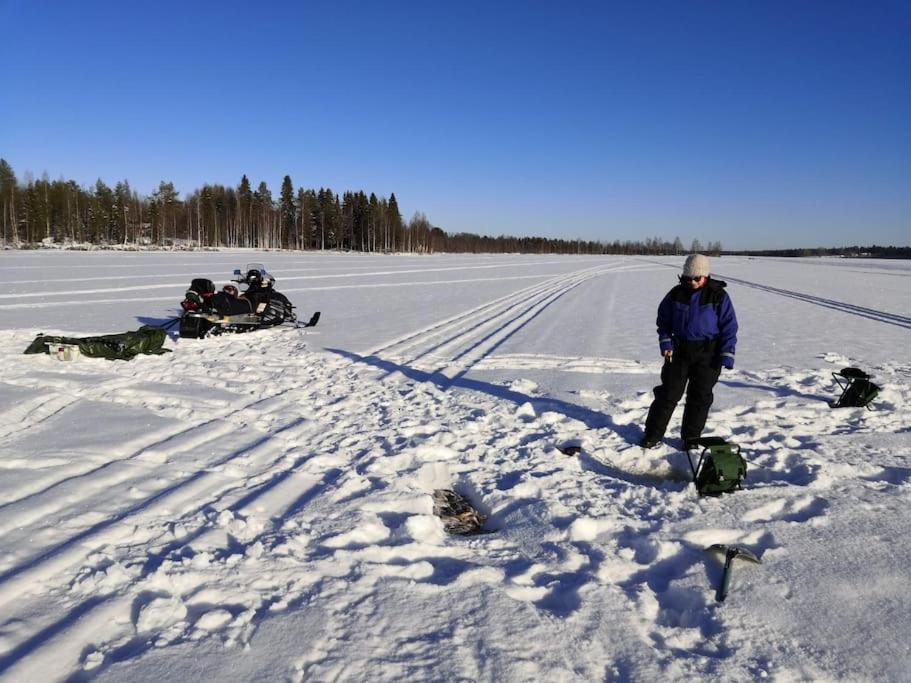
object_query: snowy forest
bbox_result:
[0,160,723,255]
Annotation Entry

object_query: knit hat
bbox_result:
[683,253,710,278]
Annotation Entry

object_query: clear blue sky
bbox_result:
[1,0,908,249]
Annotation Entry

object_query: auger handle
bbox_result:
[716,549,735,602]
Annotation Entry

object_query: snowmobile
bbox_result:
[178,263,319,338]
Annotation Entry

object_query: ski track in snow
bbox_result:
[0,254,909,681]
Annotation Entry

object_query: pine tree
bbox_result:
[0,159,16,245]
[295,187,310,250]
[317,188,340,250]
[153,181,180,246]
[279,175,295,249]
[238,175,253,247]
[387,192,402,251]
[254,181,273,248]
[114,181,132,244]
[198,185,215,246]
[368,192,379,252]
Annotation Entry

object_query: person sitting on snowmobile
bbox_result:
[639,254,738,450]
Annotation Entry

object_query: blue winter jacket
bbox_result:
[657,278,738,363]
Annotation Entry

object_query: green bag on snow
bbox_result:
[24,325,170,361]
[688,437,747,496]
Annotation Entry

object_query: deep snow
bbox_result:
[0,251,909,681]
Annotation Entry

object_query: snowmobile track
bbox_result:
[369,261,655,382]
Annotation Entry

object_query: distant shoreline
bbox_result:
[2,241,909,259]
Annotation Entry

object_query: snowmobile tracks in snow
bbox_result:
[719,275,911,331]
[0,338,384,679]
[367,261,652,385]
[647,258,911,329]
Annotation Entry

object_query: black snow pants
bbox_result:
[643,338,721,444]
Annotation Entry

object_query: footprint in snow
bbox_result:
[741,495,828,524]
[860,465,911,488]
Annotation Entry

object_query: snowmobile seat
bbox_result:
[830,367,880,410]
[212,290,254,315]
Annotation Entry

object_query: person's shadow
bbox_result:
[326,347,643,445]
[718,378,829,404]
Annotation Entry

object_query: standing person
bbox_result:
[640,254,738,449]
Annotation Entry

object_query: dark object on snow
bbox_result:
[432,489,487,535]
[706,544,761,602]
[686,437,746,496]
[830,367,880,410]
[178,263,320,338]
[24,325,170,361]
[557,444,582,456]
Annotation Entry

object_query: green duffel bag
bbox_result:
[24,325,171,361]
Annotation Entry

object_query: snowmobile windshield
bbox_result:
[244,263,274,286]
[232,264,273,286]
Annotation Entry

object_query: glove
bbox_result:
[720,355,735,370]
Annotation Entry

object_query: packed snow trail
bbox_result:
[0,254,908,681]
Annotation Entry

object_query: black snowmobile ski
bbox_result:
[299,311,321,328]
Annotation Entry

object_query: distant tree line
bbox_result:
[430,234,723,256]
[0,159,735,256]
[725,245,911,259]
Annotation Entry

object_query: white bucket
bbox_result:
[47,343,81,361]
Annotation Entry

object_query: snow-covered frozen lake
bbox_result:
[0,251,909,681]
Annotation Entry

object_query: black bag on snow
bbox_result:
[24,325,170,360]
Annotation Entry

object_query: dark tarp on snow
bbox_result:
[24,325,171,360]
